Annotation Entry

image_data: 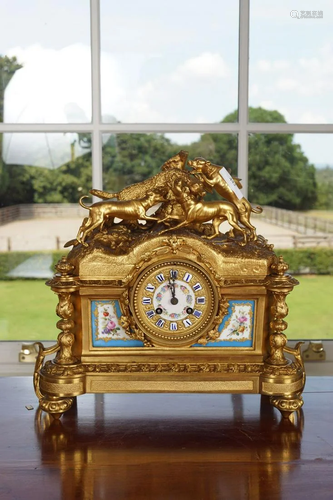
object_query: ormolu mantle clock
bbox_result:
[33,151,305,420]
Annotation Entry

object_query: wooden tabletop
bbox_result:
[0,376,332,500]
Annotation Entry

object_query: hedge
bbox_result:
[0,248,333,280]
[275,248,333,275]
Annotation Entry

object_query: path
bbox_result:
[0,217,312,251]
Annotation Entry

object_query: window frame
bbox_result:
[1,0,333,193]
[0,0,332,372]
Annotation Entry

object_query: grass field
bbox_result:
[0,277,332,341]
[0,280,58,341]
[286,275,333,340]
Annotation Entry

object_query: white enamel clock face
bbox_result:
[131,259,219,347]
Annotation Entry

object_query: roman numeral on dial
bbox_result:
[193,283,202,292]
[156,273,165,283]
[183,273,192,282]
[156,319,165,328]
[142,297,151,305]
[183,319,192,328]
[170,322,178,331]
[145,284,155,292]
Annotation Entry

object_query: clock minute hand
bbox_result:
[168,278,178,305]
[168,279,175,297]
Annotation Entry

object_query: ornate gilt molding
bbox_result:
[263,361,300,376]
[41,360,265,375]
[84,362,264,374]
[196,296,229,345]
[162,235,186,254]
[41,360,85,376]
[224,278,266,286]
[119,290,153,346]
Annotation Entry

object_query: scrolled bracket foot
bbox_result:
[270,395,304,420]
[39,397,74,419]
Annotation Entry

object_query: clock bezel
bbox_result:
[130,258,220,347]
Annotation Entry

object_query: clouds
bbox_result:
[170,52,230,84]
[276,78,298,91]
[101,50,234,123]
[256,60,291,72]
[6,37,332,164]
[5,39,333,125]
[4,43,234,125]
[250,43,333,124]
[5,44,92,123]
[298,112,328,124]
[249,44,333,164]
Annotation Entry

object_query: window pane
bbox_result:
[248,132,333,340]
[102,133,238,191]
[100,1,239,123]
[0,132,91,341]
[101,131,239,240]
[0,0,91,123]
[250,0,333,123]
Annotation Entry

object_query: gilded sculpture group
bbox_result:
[74,151,262,247]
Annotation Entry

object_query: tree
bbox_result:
[103,133,174,192]
[0,55,23,204]
[315,167,333,210]
[0,55,22,122]
[0,94,318,210]
[0,165,36,206]
[32,151,93,203]
[187,107,317,210]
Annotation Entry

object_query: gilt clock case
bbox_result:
[33,151,305,420]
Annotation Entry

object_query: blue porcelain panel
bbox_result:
[91,299,144,347]
[193,300,255,347]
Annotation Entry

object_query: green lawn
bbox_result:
[0,277,332,341]
[0,280,58,341]
[286,275,333,340]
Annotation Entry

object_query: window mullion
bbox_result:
[91,0,103,191]
[237,0,250,198]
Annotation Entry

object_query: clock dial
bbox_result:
[130,259,219,347]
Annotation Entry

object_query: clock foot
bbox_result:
[270,395,304,420]
[39,396,74,419]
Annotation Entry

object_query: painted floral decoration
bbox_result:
[101,307,121,335]
[228,311,249,337]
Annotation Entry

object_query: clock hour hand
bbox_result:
[168,277,178,305]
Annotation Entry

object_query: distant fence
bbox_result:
[259,206,333,234]
[2,203,332,233]
[0,203,85,226]
[1,203,333,251]
[291,235,333,248]
[2,203,333,232]
[1,235,69,252]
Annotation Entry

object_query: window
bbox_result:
[0,0,332,373]
[100,0,239,123]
